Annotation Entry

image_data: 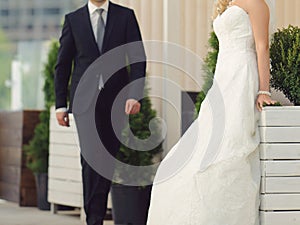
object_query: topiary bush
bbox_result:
[270,25,300,105]
[114,88,163,186]
[202,31,219,94]
[194,91,206,117]
[195,31,219,116]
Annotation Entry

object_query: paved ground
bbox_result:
[0,199,113,225]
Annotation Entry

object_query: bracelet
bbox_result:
[257,90,271,97]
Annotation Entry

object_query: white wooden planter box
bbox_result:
[259,106,300,225]
[48,107,112,219]
[48,106,300,224]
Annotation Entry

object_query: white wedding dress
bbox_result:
[147,5,261,225]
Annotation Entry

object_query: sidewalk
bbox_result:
[0,199,113,225]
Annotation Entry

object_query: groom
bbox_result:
[54,0,146,224]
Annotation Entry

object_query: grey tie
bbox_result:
[96,8,105,53]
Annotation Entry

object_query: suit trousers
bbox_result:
[80,93,124,225]
[81,156,112,225]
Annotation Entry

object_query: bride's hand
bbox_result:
[256,94,276,112]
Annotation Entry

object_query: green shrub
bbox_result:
[24,40,59,173]
[115,88,163,186]
[24,110,50,173]
[263,102,282,107]
[195,31,219,116]
[270,25,300,105]
[194,91,206,117]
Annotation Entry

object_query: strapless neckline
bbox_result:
[219,5,248,18]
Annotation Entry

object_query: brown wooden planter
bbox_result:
[0,110,41,206]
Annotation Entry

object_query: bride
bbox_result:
[147,0,276,224]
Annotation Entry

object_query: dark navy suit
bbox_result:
[55,2,146,225]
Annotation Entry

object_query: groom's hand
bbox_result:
[125,99,141,115]
[56,111,70,127]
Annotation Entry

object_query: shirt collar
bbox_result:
[88,0,109,14]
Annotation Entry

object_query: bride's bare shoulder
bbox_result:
[245,0,269,12]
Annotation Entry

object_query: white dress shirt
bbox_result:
[56,0,110,113]
[88,0,109,40]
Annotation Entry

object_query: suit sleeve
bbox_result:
[126,10,147,101]
[55,15,76,109]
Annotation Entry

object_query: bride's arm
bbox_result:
[246,0,276,111]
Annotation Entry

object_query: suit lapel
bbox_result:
[102,2,116,53]
[81,5,100,55]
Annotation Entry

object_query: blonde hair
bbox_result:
[213,0,232,19]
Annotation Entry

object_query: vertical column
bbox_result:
[276,0,300,28]
[183,0,197,91]
[195,0,210,93]
[140,0,151,39]
[184,0,196,51]
[276,0,284,28]
[151,0,163,40]
[148,0,164,115]
[166,0,184,45]
[295,0,300,26]
[285,0,295,27]
[162,0,184,152]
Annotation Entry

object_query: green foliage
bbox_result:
[115,88,163,186]
[194,91,206,117]
[270,25,300,105]
[195,31,219,115]
[0,30,13,109]
[202,31,219,94]
[24,40,59,173]
[43,41,59,109]
[263,102,282,107]
[24,110,50,173]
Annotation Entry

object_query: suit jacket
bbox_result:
[55,2,146,112]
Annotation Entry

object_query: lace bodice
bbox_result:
[213,5,256,53]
